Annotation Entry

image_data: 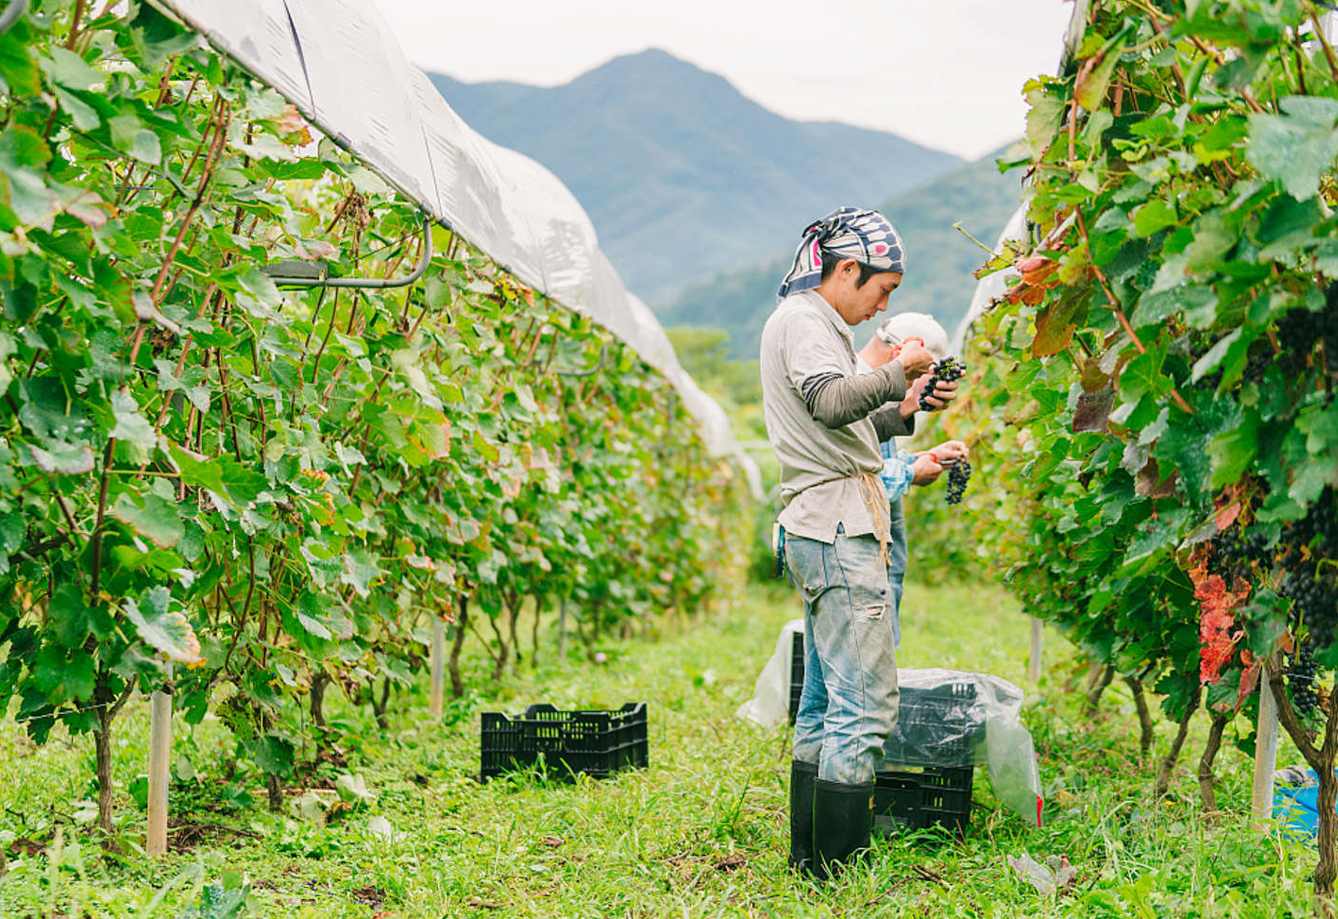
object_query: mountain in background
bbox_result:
[659,146,1027,357]
[427,49,962,304]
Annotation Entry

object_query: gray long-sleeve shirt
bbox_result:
[759,290,911,543]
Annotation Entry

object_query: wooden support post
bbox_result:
[1252,665,1280,831]
[558,596,568,668]
[1029,616,1043,682]
[146,665,172,856]
[429,617,445,719]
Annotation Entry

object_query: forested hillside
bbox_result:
[428,50,961,303]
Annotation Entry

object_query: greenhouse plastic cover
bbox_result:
[155,0,753,474]
[738,620,1043,827]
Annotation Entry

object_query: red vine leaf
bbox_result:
[1193,565,1251,685]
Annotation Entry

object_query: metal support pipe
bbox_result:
[263,214,433,289]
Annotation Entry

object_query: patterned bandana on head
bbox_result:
[775,206,906,302]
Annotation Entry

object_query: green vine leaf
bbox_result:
[1247,96,1338,201]
[112,491,184,549]
[124,588,202,665]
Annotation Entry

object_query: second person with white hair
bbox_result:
[856,312,967,641]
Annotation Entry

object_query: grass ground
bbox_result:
[0,578,1322,918]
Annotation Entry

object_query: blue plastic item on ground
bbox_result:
[1275,769,1325,840]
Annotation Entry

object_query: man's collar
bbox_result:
[802,290,854,347]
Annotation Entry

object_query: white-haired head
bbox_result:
[875,312,950,358]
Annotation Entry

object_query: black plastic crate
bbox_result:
[788,631,805,725]
[884,679,979,768]
[873,764,974,836]
[480,702,648,781]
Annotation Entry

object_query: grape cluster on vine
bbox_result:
[945,460,971,505]
[918,357,966,412]
[1275,295,1338,375]
[1281,557,1338,649]
[1206,528,1267,582]
[1276,488,1338,649]
[1289,644,1322,717]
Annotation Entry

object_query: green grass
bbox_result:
[0,579,1322,918]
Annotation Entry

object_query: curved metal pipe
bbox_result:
[266,214,433,289]
[554,344,608,377]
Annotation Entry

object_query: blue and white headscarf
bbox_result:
[776,206,906,302]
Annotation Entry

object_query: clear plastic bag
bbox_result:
[738,627,1045,827]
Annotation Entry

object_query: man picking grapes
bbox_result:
[760,207,937,879]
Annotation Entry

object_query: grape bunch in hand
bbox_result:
[945,460,971,505]
[919,357,966,413]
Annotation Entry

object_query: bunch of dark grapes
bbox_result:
[945,460,971,505]
[1242,345,1273,384]
[1275,289,1338,375]
[1284,487,1338,551]
[1280,556,1338,650]
[918,357,966,412]
[1206,528,1267,582]
[1289,644,1321,716]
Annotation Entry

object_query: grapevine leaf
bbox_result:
[1130,286,1216,330]
[1190,328,1242,383]
[52,86,101,131]
[1025,80,1066,155]
[112,491,184,549]
[341,548,380,598]
[110,391,157,453]
[0,126,51,171]
[1247,96,1338,201]
[1131,199,1176,238]
[40,47,102,91]
[0,25,41,96]
[29,441,95,475]
[34,643,95,702]
[1117,347,1166,402]
[169,443,267,507]
[1208,411,1259,489]
[233,267,282,319]
[124,588,202,665]
[108,114,161,166]
[48,583,92,649]
[472,429,500,463]
[248,734,294,776]
[1072,387,1114,433]
[1075,47,1121,112]
[1031,295,1080,357]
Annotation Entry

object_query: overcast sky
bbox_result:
[373,1,1075,161]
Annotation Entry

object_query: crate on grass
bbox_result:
[480,702,648,781]
[787,633,982,835]
[874,764,974,837]
[883,678,979,768]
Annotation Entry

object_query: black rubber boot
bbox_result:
[788,761,818,874]
[812,778,875,881]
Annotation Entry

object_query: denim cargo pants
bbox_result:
[786,509,903,786]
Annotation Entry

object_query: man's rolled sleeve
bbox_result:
[871,403,915,441]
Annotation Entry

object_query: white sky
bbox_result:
[372,1,1076,161]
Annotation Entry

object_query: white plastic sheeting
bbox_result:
[156,0,752,477]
